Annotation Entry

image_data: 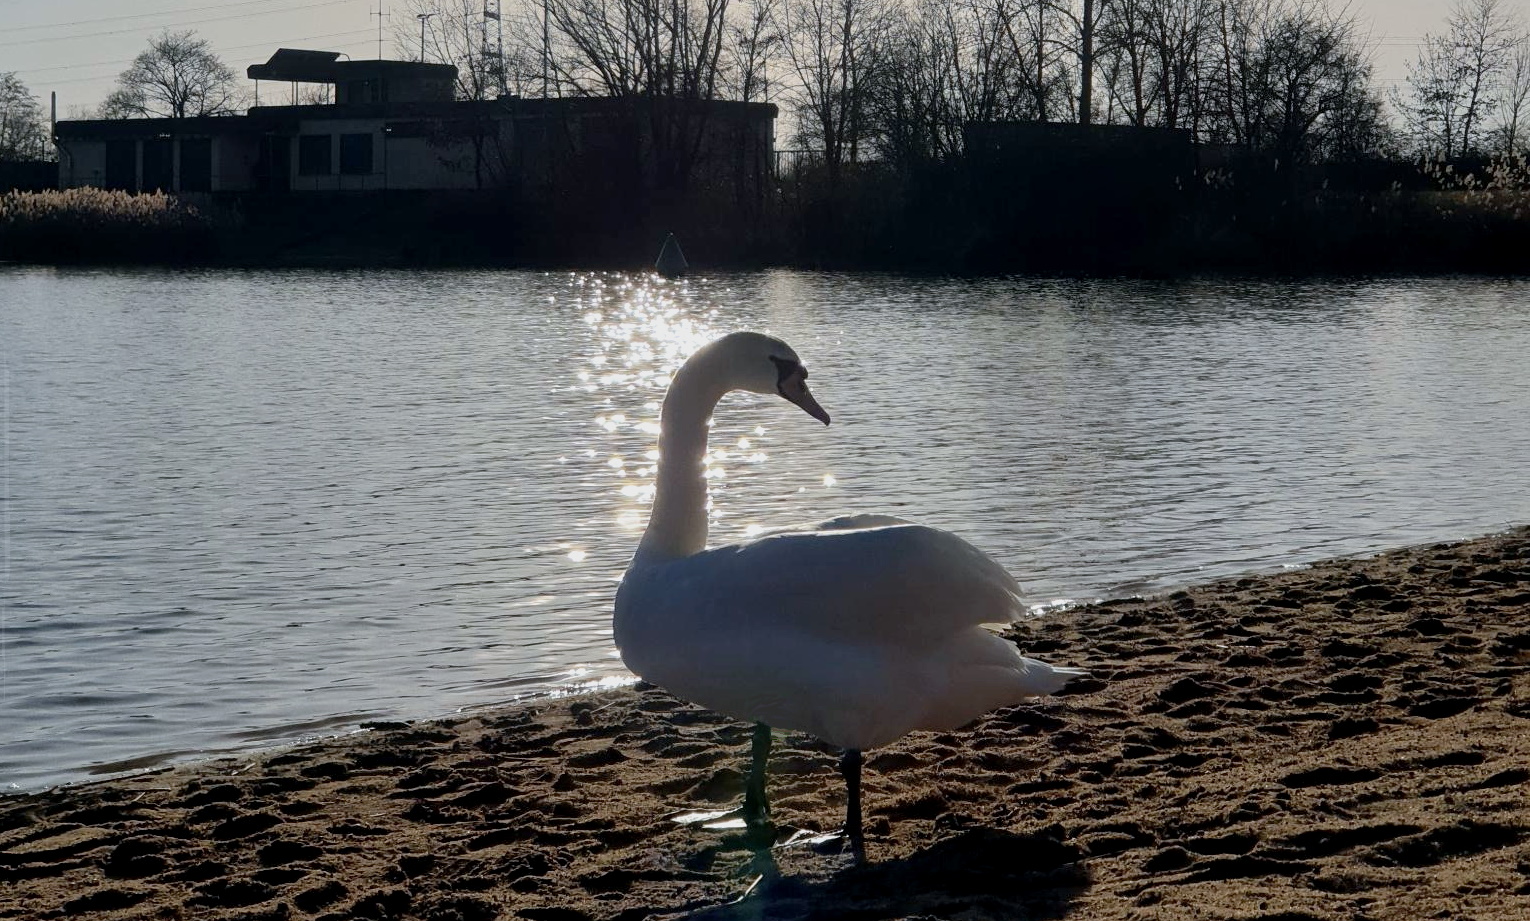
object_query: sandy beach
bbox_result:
[4,527,1530,920]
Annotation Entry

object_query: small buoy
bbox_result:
[655,233,688,278]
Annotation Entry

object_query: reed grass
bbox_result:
[0,188,229,263]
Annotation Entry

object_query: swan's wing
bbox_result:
[810,514,916,531]
[658,523,1024,643]
[749,514,914,539]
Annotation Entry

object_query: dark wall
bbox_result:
[0,160,58,192]
[963,122,1197,273]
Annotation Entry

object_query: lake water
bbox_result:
[3,267,1530,792]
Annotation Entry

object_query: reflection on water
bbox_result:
[2,267,1529,790]
[573,275,787,543]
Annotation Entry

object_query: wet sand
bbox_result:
[4,527,1530,920]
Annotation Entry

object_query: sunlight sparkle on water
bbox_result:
[572,273,734,540]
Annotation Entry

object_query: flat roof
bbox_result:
[247,49,456,84]
[54,96,778,139]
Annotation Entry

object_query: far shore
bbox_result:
[4,527,1530,920]
[5,180,1530,277]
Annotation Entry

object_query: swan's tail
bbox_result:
[1018,658,1089,696]
[914,633,1088,732]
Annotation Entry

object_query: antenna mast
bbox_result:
[481,0,506,98]
[371,4,389,59]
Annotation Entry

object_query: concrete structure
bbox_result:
[53,49,777,199]
[247,48,456,106]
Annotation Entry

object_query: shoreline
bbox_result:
[6,251,1530,279]
[27,524,1509,798]
[13,525,1486,798]
[5,527,1530,920]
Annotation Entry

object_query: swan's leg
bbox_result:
[743,722,772,830]
[839,748,865,857]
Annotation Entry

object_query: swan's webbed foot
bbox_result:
[675,722,780,851]
[735,815,779,852]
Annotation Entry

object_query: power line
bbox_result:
[16,28,377,77]
[6,0,329,34]
[0,0,358,49]
[16,29,377,86]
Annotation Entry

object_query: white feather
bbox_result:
[613,332,1084,753]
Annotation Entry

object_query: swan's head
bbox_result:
[711,331,830,425]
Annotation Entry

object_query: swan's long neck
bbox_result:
[636,355,730,562]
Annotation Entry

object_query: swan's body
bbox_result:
[613,332,1084,851]
[618,515,1078,751]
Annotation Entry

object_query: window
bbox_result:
[345,79,387,103]
[180,138,212,192]
[141,138,174,192]
[297,134,331,175]
[104,140,136,191]
[339,133,373,175]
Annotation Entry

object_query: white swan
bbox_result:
[614,331,1085,853]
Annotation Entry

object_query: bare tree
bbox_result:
[1260,6,1381,161]
[542,0,730,99]
[1453,0,1518,154]
[869,0,956,167]
[1098,0,1155,125]
[298,84,334,105]
[1400,38,1465,157]
[869,0,1037,166]
[537,0,734,191]
[1397,0,1520,157]
[992,0,1075,122]
[99,30,243,119]
[1196,0,1381,161]
[723,0,782,102]
[1496,33,1530,152]
[394,0,543,99]
[954,0,1043,123]
[776,0,892,178]
[1153,0,1212,130]
[1097,0,1212,129]
[1204,0,1269,146]
[1,72,51,160]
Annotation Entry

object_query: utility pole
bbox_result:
[371,4,389,59]
[416,11,438,62]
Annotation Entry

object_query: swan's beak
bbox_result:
[781,377,831,425]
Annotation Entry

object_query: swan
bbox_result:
[613,331,1085,854]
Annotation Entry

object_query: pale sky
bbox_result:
[1,0,1526,120]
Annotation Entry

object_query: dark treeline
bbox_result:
[411,0,1530,169]
[346,0,1530,272]
[6,0,1530,272]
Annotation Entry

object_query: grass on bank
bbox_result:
[3,154,1530,273]
[0,188,229,264]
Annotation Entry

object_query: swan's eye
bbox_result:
[769,355,801,388]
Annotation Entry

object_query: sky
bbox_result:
[2,0,1528,120]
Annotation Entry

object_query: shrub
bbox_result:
[0,188,230,263]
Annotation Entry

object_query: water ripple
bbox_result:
[2,268,1529,789]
